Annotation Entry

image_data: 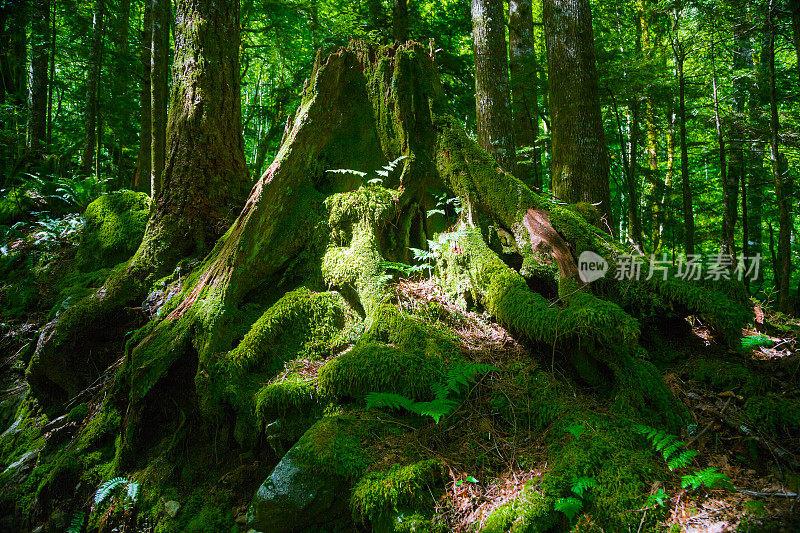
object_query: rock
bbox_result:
[247,447,348,533]
[164,500,181,518]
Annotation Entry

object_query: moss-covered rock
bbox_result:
[745,394,800,437]
[481,484,555,533]
[75,191,151,271]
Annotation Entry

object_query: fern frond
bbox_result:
[126,481,140,503]
[667,449,699,470]
[365,392,415,411]
[408,398,459,423]
[554,497,583,521]
[66,512,84,533]
[571,476,599,499]
[325,168,367,177]
[94,477,127,505]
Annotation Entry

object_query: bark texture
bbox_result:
[543,0,611,226]
[27,0,50,153]
[471,0,516,173]
[392,0,408,42]
[508,0,541,189]
[133,1,152,191]
[150,0,170,197]
[28,0,251,401]
[81,0,104,175]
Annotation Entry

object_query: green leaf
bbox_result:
[554,497,583,521]
[466,476,479,483]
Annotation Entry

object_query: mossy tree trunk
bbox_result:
[27,0,50,155]
[470,0,516,174]
[68,41,750,466]
[132,0,152,191]
[28,0,250,402]
[150,0,170,197]
[508,0,542,190]
[80,0,104,175]
[543,0,611,227]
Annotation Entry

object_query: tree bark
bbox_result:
[81,0,104,175]
[133,1,152,191]
[0,2,27,173]
[471,0,516,174]
[543,0,611,227]
[710,35,734,260]
[27,0,50,154]
[674,38,694,255]
[151,0,170,197]
[508,0,541,190]
[47,0,55,145]
[767,0,792,312]
[110,0,132,180]
[392,0,408,42]
[627,99,642,245]
[790,0,800,85]
[29,0,251,401]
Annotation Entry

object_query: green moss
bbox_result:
[318,342,445,401]
[67,403,88,423]
[351,459,444,523]
[294,415,373,480]
[745,394,800,437]
[690,359,768,397]
[78,404,122,449]
[363,304,459,359]
[539,419,667,531]
[255,374,321,422]
[481,484,555,533]
[75,190,151,271]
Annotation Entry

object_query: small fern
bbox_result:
[571,476,598,499]
[66,512,85,533]
[94,476,140,510]
[681,467,734,491]
[634,424,699,470]
[366,362,499,423]
[554,497,583,521]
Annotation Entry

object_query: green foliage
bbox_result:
[565,423,586,440]
[365,362,499,423]
[554,496,583,522]
[634,425,699,470]
[744,394,800,437]
[66,512,85,533]
[739,334,774,352]
[681,467,734,492]
[94,476,139,509]
[351,459,444,523]
[646,487,669,508]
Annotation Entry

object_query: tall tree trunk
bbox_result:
[81,0,104,175]
[627,99,643,245]
[0,3,27,174]
[674,39,694,255]
[543,0,611,226]
[392,0,408,42]
[30,0,251,401]
[151,0,170,197]
[133,1,152,191]
[791,0,800,84]
[111,0,131,180]
[47,0,55,145]
[710,35,734,260]
[767,0,792,312]
[471,0,516,175]
[508,0,541,190]
[27,0,50,154]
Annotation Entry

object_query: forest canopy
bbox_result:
[0,0,798,532]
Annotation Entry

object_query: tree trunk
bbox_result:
[47,0,55,145]
[710,35,734,260]
[150,0,170,198]
[543,0,611,227]
[471,0,516,174]
[110,0,131,181]
[27,0,50,154]
[508,0,541,190]
[132,1,153,191]
[81,0,104,175]
[627,99,642,245]
[791,0,800,84]
[29,0,251,401]
[392,0,408,42]
[767,0,792,312]
[675,41,694,256]
[0,2,27,174]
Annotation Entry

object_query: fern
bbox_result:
[66,512,85,533]
[645,488,668,508]
[94,476,140,509]
[554,497,583,521]
[634,424,698,471]
[366,362,499,423]
[571,476,598,499]
[681,467,733,491]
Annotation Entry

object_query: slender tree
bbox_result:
[81,0,105,175]
[791,0,800,84]
[133,1,153,191]
[543,0,611,225]
[508,0,541,189]
[392,0,408,42]
[151,0,170,197]
[671,16,695,255]
[27,0,50,154]
[710,34,734,259]
[766,0,792,311]
[471,0,516,173]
